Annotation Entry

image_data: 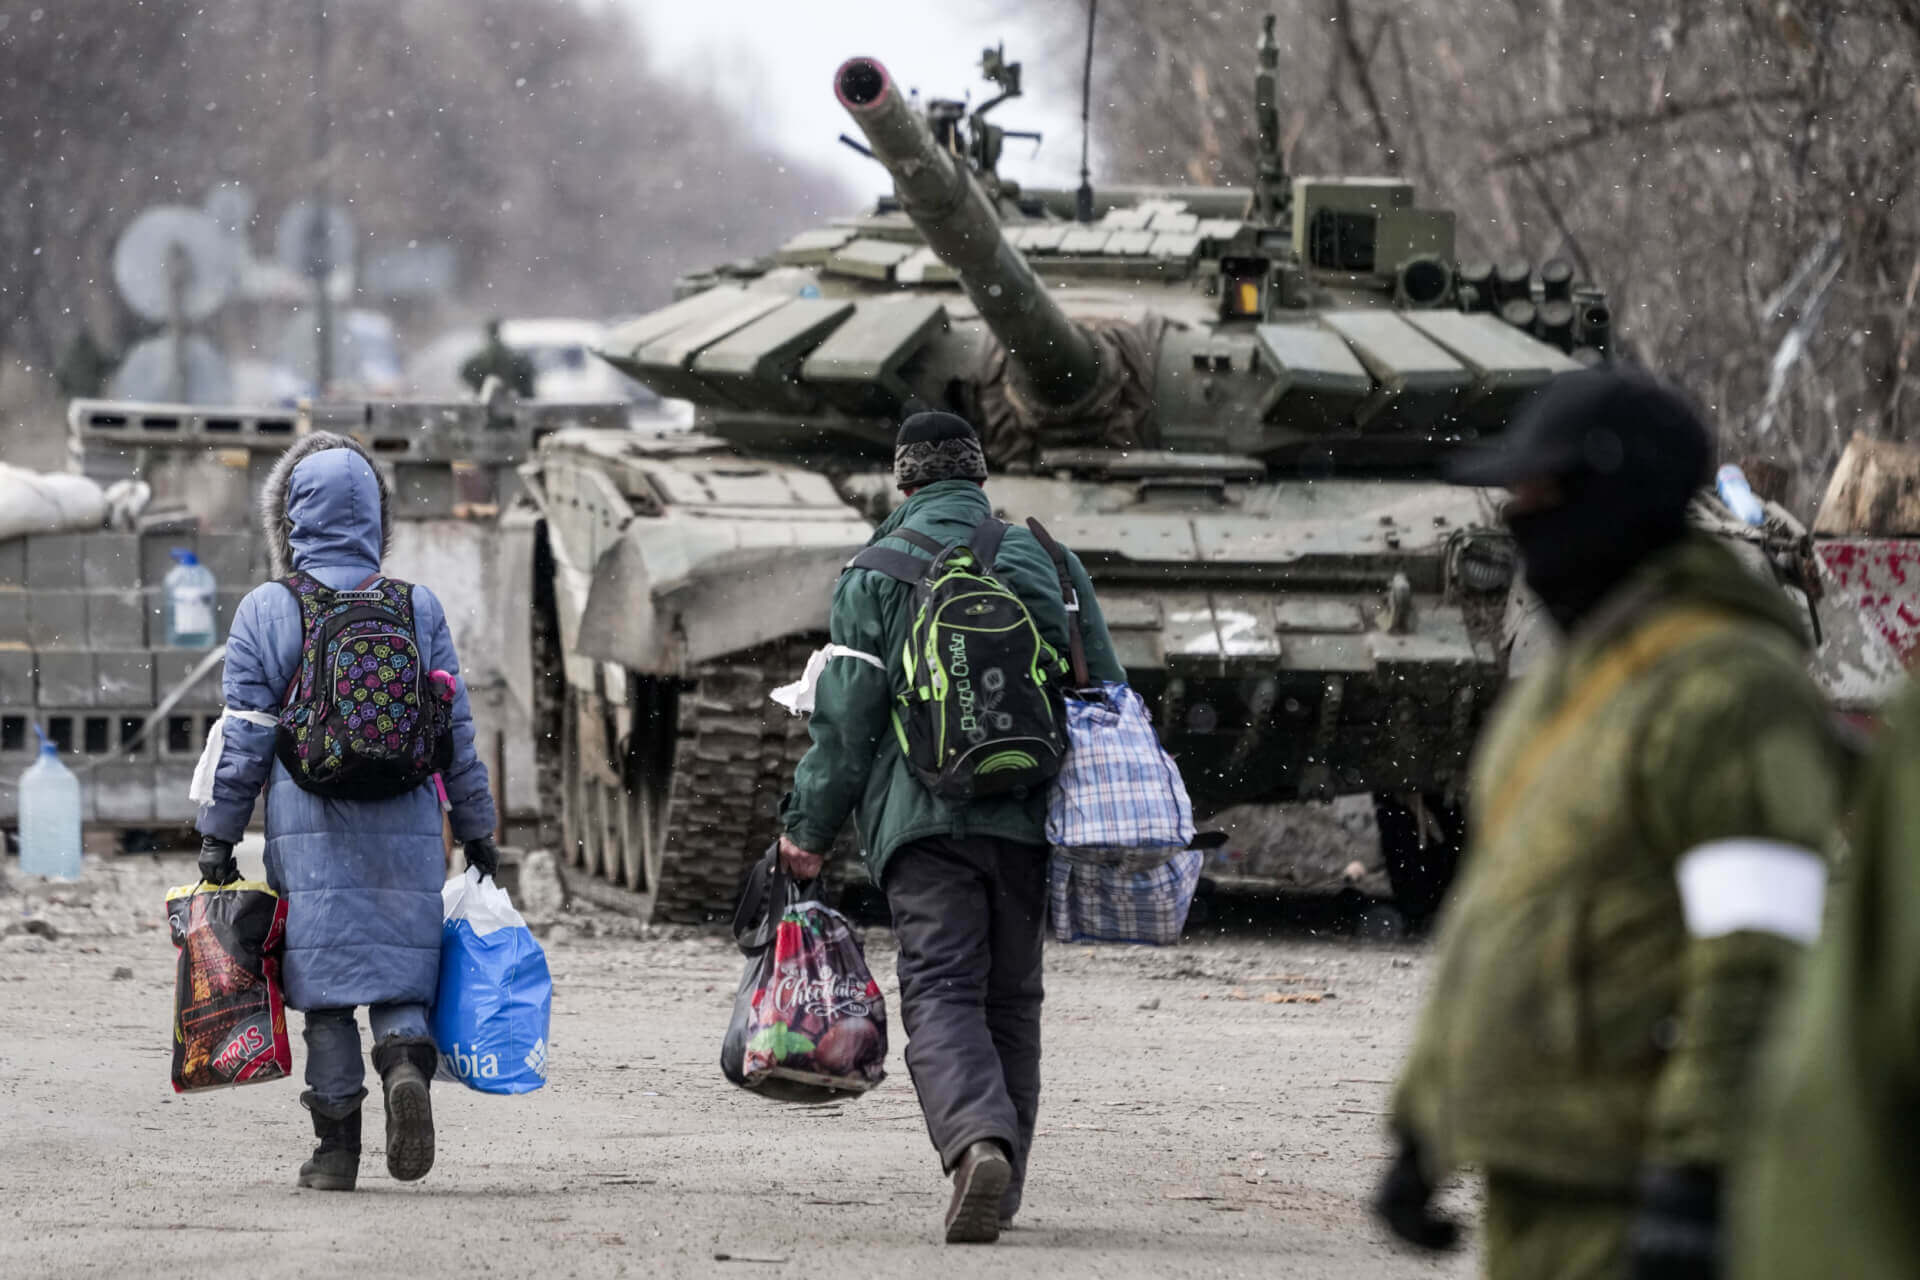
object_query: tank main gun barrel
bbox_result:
[835,56,1102,410]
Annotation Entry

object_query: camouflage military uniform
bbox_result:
[1392,535,1845,1279]
[459,329,537,399]
[1734,679,1920,1280]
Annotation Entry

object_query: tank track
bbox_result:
[652,637,841,924]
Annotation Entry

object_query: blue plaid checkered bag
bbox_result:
[1047,681,1195,870]
[1049,847,1204,946]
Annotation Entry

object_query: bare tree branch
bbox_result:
[1513,159,1599,283]
[1331,0,1401,173]
[1491,88,1806,168]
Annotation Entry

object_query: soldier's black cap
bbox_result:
[1447,367,1714,492]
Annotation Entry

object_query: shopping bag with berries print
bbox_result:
[721,844,887,1102]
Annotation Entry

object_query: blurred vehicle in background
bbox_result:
[502,318,632,403]
[408,317,689,423]
[270,307,407,402]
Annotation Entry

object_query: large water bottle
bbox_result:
[1715,464,1768,527]
[164,548,218,648]
[18,728,82,880]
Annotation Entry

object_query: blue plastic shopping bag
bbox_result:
[431,869,552,1094]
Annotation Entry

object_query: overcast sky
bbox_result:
[625,0,1086,200]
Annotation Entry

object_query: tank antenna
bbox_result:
[1254,14,1288,226]
[1075,0,1098,223]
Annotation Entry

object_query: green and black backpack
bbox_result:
[848,518,1069,802]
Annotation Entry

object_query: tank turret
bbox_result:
[835,56,1102,413]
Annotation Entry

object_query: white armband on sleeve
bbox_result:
[1675,839,1827,944]
[187,708,280,806]
[770,644,886,716]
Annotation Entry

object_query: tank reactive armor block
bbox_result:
[527,27,1899,922]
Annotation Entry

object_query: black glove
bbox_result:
[464,837,500,879]
[1629,1164,1721,1280]
[1374,1134,1460,1252]
[197,835,241,886]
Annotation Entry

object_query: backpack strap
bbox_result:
[968,517,1010,567]
[846,545,932,585]
[1025,517,1091,688]
[846,519,1009,585]
[845,523,960,584]
[890,528,946,556]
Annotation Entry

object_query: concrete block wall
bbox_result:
[6,514,545,834]
[0,701,221,824]
[2,529,231,828]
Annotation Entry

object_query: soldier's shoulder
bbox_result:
[1637,619,1832,764]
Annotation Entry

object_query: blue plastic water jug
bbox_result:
[19,729,81,880]
[164,548,218,648]
[1715,464,1767,527]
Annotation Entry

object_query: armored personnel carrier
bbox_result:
[524,22,1899,922]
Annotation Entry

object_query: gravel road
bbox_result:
[0,857,1476,1279]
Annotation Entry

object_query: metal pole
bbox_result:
[165,242,189,402]
[310,1,334,395]
[1075,0,1098,223]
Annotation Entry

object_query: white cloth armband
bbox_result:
[770,644,886,716]
[1675,839,1827,944]
[187,708,280,807]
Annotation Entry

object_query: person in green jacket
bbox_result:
[459,318,537,399]
[1734,682,1917,1280]
[1376,370,1844,1279]
[777,410,1121,1245]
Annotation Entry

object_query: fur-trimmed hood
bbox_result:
[259,432,392,577]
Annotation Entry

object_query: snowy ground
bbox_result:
[0,855,1475,1279]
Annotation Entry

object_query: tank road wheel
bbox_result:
[556,677,676,916]
[651,639,829,924]
[614,675,677,909]
[530,523,567,847]
[561,691,620,880]
[1374,792,1465,928]
[557,639,841,924]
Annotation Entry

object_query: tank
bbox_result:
[522,23,1902,922]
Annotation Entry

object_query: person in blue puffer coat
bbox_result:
[194,432,499,1192]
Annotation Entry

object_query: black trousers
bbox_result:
[883,834,1047,1209]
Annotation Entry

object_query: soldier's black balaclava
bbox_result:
[1451,369,1713,632]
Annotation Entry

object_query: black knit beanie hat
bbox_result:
[894,411,989,490]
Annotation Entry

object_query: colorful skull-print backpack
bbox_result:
[273,572,454,801]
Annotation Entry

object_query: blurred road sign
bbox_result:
[275,200,356,280]
[364,241,458,297]
[109,334,233,404]
[204,182,257,238]
[112,206,239,324]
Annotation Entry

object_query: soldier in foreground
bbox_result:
[1376,369,1843,1278]
[776,411,1121,1244]
[1734,684,1918,1279]
[459,317,537,399]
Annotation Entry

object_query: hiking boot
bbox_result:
[297,1090,365,1191]
[944,1141,1012,1244]
[372,1036,438,1182]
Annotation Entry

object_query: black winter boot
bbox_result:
[297,1090,365,1191]
[372,1036,438,1182]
